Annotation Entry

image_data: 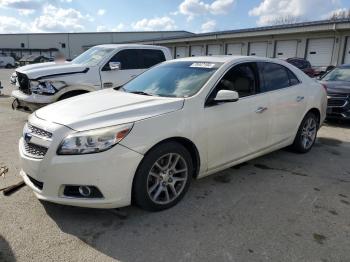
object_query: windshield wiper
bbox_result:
[128,91,154,96]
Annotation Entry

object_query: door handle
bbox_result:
[130,75,137,78]
[296,96,305,102]
[255,106,268,113]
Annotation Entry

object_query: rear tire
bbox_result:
[291,112,319,153]
[133,142,193,211]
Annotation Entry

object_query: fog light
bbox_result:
[79,186,91,197]
[63,185,104,198]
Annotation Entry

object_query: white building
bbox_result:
[135,19,350,67]
[1,19,350,67]
[0,31,193,60]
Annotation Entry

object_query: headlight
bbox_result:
[30,80,66,95]
[57,123,133,155]
[10,72,17,85]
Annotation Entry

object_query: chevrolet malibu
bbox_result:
[19,56,327,211]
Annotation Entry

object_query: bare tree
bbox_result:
[329,9,350,21]
[268,15,303,26]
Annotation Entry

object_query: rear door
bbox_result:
[100,49,166,88]
[258,62,307,145]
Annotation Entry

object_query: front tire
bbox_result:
[291,112,319,153]
[133,142,193,211]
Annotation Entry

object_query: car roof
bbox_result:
[94,44,167,49]
[166,55,282,65]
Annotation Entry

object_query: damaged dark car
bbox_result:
[319,64,350,120]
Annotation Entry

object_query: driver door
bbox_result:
[100,49,145,88]
[204,62,271,171]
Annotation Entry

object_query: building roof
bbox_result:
[128,18,350,44]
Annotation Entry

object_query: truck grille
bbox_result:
[327,93,349,108]
[24,141,48,158]
[28,123,53,139]
[17,72,31,95]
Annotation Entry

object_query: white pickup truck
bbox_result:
[11,44,172,111]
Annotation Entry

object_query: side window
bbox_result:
[140,49,166,68]
[213,63,257,98]
[108,49,140,70]
[287,69,300,86]
[259,62,290,92]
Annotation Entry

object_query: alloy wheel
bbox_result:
[147,153,188,205]
[301,117,317,150]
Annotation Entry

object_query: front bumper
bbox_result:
[11,90,55,112]
[19,116,144,209]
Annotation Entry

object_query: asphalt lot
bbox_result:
[0,68,349,262]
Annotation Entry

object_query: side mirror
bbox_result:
[214,90,239,103]
[109,61,121,70]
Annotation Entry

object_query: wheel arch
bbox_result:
[57,89,89,101]
[134,136,201,179]
[130,136,201,206]
[305,108,321,127]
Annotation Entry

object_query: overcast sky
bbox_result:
[0,0,349,33]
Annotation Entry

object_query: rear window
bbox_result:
[258,62,300,92]
[259,62,290,92]
[141,49,166,68]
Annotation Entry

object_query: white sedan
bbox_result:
[19,56,327,211]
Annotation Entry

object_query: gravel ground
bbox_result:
[0,69,349,262]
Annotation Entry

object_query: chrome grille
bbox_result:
[327,93,349,108]
[28,124,53,139]
[24,141,48,158]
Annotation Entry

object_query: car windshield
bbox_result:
[121,61,222,98]
[71,46,114,66]
[322,67,350,82]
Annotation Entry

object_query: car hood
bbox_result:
[16,62,88,80]
[319,80,350,94]
[35,89,185,131]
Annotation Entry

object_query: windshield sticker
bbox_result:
[190,63,216,68]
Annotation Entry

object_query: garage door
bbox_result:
[344,37,350,64]
[190,45,204,57]
[226,43,243,55]
[307,38,334,67]
[207,44,221,56]
[167,47,174,58]
[249,42,268,57]
[275,40,298,59]
[175,46,187,58]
